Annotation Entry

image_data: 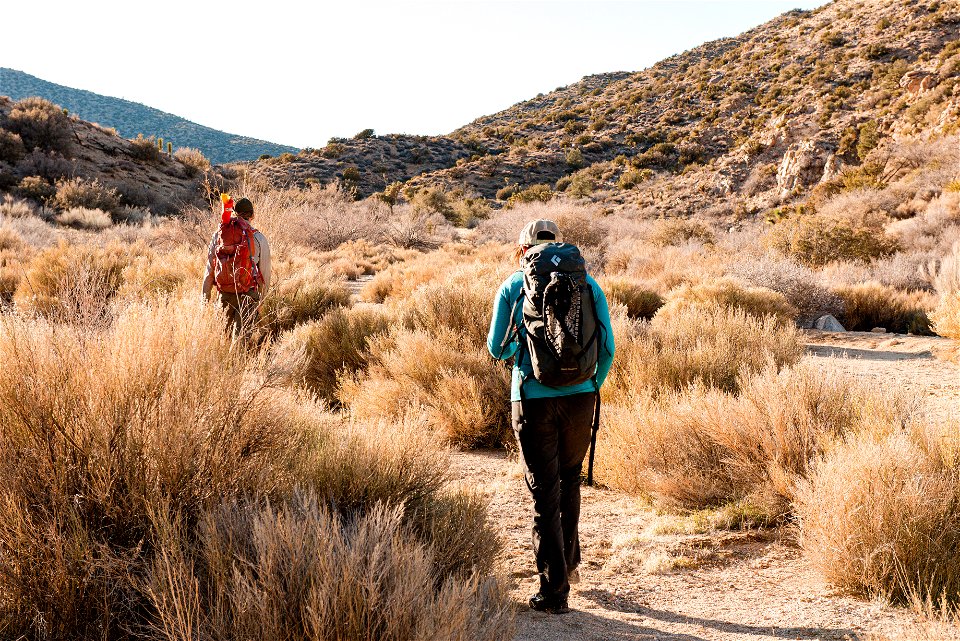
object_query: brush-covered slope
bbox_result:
[0,68,298,164]
[0,95,210,216]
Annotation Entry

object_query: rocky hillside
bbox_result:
[0,69,297,164]
[247,0,959,217]
[0,95,210,217]
[244,132,491,199]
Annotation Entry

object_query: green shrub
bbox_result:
[129,134,162,163]
[354,128,375,139]
[767,215,898,266]
[495,184,519,201]
[15,175,55,203]
[506,184,553,207]
[617,168,653,189]
[600,277,664,319]
[566,148,585,169]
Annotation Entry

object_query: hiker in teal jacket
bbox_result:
[487,219,615,615]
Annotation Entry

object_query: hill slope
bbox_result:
[0,68,298,164]
[246,0,959,216]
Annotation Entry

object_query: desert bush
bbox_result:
[648,219,714,247]
[730,254,845,325]
[0,302,511,639]
[16,148,74,181]
[617,168,654,189]
[341,327,512,448]
[276,306,393,403]
[173,146,210,176]
[599,364,916,516]
[116,249,201,301]
[661,278,797,323]
[258,263,352,335]
[796,426,960,603]
[146,497,510,641]
[506,184,553,207]
[54,206,112,230]
[600,276,664,319]
[932,293,960,339]
[13,241,143,325]
[0,194,36,218]
[129,133,162,162]
[833,281,936,333]
[604,305,803,404]
[0,129,25,164]
[5,97,73,154]
[552,210,607,248]
[14,175,56,204]
[52,177,121,214]
[767,214,899,266]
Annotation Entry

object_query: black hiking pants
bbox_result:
[512,392,596,601]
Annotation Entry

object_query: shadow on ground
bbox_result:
[515,589,858,641]
[805,344,933,361]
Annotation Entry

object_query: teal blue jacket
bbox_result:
[487,270,615,402]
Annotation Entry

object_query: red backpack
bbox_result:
[214,216,261,294]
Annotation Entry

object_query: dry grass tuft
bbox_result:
[276,305,393,403]
[661,277,797,323]
[341,327,512,448]
[932,293,960,339]
[796,423,960,604]
[54,206,112,230]
[258,261,352,335]
[604,305,802,403]
[599,276,665,319]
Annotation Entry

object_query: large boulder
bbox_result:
[814,315,846,332]
[900,70,939,98]
[776,139,834,196]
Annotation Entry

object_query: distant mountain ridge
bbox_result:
[0,68,298,164]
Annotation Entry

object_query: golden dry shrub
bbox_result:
[766,214,899,267]
[275,305,393,403]
[599,276,664,319]
[0,301,512,639]
[795,426,960,604]
[340,327,512,448]
[258,260,352,335]
[660,277,797,323]
[146,498,512,641]
[172,147,210,176]
[116,248,203,302]
[603,305,803,403]
[833,281,937,334]
[597,364,917,516]
[397,264,508,347]
[13,241,146,325]
[932,293,960,339]
[361,243,511,304]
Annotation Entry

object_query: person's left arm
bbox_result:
[590,277,616,387]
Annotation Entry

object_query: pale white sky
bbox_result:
[4,1,827,148]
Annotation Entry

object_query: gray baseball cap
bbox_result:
[518,219,562,246]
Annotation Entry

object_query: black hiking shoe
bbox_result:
[528,593,571,614]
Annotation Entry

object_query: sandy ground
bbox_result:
[448,330,960,641]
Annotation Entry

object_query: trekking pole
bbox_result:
[586,392,600,486]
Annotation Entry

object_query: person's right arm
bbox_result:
[487,276,518,360]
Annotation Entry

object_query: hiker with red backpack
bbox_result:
[201,195,272,336]
[487,219,615,615]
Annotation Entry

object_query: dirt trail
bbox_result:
[449,330,960,641]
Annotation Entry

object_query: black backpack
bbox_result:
[517,243,600,387]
